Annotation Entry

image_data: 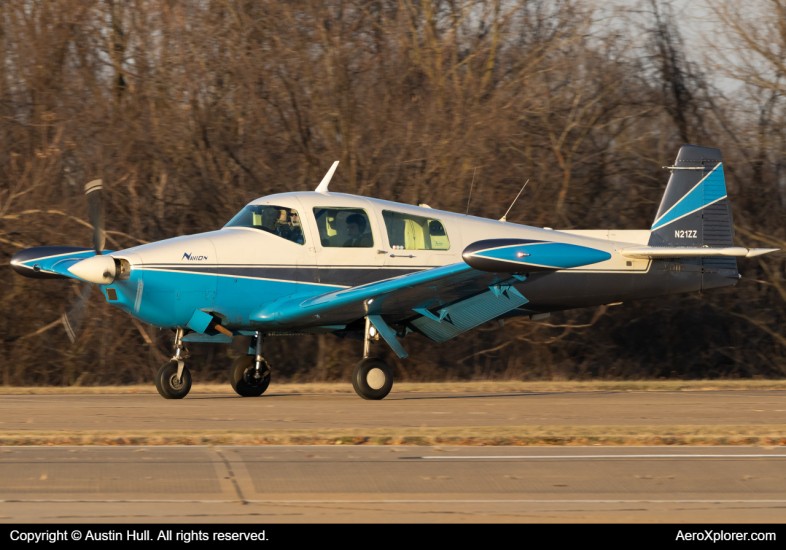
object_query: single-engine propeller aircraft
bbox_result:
[11,145,780,400]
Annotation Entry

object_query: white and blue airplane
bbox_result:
[11,145,779,400]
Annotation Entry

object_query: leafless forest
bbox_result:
[0,0,784,386]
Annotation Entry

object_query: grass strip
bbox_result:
[1,425,785,447]
[2,380,786,395]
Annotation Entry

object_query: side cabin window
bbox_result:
[382,210,450,250]
[224,205,305,245]
[312,208,374,248]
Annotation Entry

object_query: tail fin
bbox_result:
[649,144,737,276]
[649,145,735,247]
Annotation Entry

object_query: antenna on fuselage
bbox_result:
[499,179,529,223]
[315,161,339,193]
[466,167,477,215]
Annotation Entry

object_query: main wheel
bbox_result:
[352,358,393,400]
[229,355,270,397]
[155,360,192,399]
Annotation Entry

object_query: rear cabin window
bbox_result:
[224,205,305,245]
[312,208,374,248]
[382,210,450,250]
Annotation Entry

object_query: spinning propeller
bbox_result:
[62,180,111,343]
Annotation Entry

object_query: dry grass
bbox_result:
[2,380,786,395]
[1,424,784,447]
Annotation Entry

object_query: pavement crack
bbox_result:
[213,448,247,505]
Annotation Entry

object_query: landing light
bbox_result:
[369,326,377,337]
[517,251,530,258]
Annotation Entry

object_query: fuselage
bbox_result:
[95,191,738,330]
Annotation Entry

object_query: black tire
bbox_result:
[229,355,270,397]
[352,358,393,400]
[155,360,192,399]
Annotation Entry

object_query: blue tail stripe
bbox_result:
[651,163,727,230]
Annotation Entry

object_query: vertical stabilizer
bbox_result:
[650,145,738,285]
[649,145,734,248]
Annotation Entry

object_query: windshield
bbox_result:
[224,205,305,245]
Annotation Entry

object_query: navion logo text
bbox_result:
[182,252,208,261]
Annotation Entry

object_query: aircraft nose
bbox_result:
[68,255,117,285]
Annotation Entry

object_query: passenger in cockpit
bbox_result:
[343,214,373,247]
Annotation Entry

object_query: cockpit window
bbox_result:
[224,205,305,245]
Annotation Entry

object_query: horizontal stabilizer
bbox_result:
[621,246,779,259]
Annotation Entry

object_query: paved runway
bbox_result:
[2,390,785,522]
[2,446,786,522]
[1,390,785,432]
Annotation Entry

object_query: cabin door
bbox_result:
[309,205,386,289]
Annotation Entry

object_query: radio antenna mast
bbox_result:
[499,179,529,223]
[466,167,477,216]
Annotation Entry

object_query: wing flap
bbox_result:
[411,284,528,343]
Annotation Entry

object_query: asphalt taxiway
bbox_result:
[1,390,785,522]
[2,446,786,522]
[1,390,785,432]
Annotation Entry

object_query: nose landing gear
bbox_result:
[155,328,192,399]
[229,332,271,397]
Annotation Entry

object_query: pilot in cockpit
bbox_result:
[259,208,279,234]
[277,210,304,245]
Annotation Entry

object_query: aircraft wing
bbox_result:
[250,262,530,358]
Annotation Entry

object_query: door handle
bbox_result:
[390,254,415,258]
[377,250,388,254]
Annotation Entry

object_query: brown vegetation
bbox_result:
[2,425,785,447]
[0,0,783,385]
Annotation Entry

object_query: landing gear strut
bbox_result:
[352,317,393,400]
[155,328,192,399]
[229,332,271,397]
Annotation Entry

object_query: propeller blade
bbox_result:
[62,284,92,343]
[85,179,105,255]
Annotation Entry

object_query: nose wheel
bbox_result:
[154,328,192,399]
[155,360,192,399]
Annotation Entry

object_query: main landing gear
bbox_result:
[155,328,192,399]
[153,323,391,400]
[229,332,271,397]
[352,318,393,400]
